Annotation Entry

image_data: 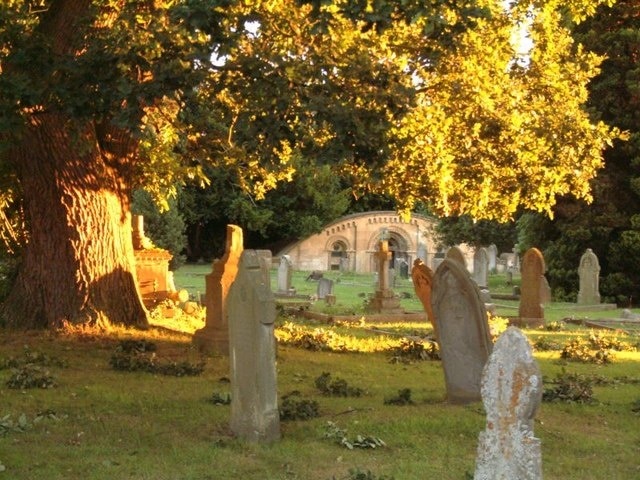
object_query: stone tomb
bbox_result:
[577,248,601,305]
[518,248,546,328]
[432,258,493,404]
[193,224,243,355]
[228,250,280,443]
[132,214,187,308]
[474,327,542,480]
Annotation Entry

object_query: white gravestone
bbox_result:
[473,247,489,288]
[277,254,293,294]
[474,327,542,480]
[228,250,280,442]
[577,248,601,305]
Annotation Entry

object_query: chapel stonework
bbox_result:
[276,211,474,274]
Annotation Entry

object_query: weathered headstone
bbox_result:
[228,250,280,443]
[277,255,293,294]
[487,244,498,273]
[474,327,542,480]
[577,248,601,305]
[411,259,437,337]
[473,247,489,288]
[446,246,467,271]
[193,224,243,355]
[317,278,334,299]
[366,240,403,313]
[518,248,545,327]
[432,258,493,404]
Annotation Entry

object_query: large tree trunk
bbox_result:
[0,114,148,329]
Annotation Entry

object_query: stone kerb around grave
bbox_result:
[474,327,542,480]
[432,258,493,404]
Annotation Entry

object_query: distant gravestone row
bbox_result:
[195,223,545,476]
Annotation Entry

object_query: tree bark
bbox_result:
[1,113,148,329]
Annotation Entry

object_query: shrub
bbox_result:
[315,372,363,397]
[561,337,614,364]
[279,392,320,421]
[383,388,414,406]
[6,365,56,389]
[389,339,439,362]
[322,421,386,450]
[110,339,205,376]
[531,337,563,352]
[543,370,596,404]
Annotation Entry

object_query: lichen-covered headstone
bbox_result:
[228,250,280,443]
[474,327,542,480]
[193,224,243,355]
[411,259,436,337]
[432,258,492,404]
[518,248,545,327]
[577,248,601,305]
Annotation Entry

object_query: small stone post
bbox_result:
[474,327,542,480]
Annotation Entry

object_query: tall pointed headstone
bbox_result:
[474,327,542,480]
[193,225,243,355]
[228,250,280,443]
[432,258,493,404]
[518,248,545,327]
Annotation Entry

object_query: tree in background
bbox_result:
[518,1,640,304]
[0,0,619,328]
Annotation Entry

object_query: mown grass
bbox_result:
[1,266,639,479]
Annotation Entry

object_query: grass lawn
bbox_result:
[0,265,639,480]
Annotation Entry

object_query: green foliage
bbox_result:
[315,372,363,397]
[322,421,386,450]
[383,388,414,406]
[207,392,231,406]
[0,413,29,436]
[109,339,205,376]
[435,215,516,252]
[532,337,563,352]
[276,322,350,352]
[543,370,596,403]
[389,339,440,362]
[279,391,320,421]
[6,365,56,389]
[336,468,395,480]
[0,347,68,370]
